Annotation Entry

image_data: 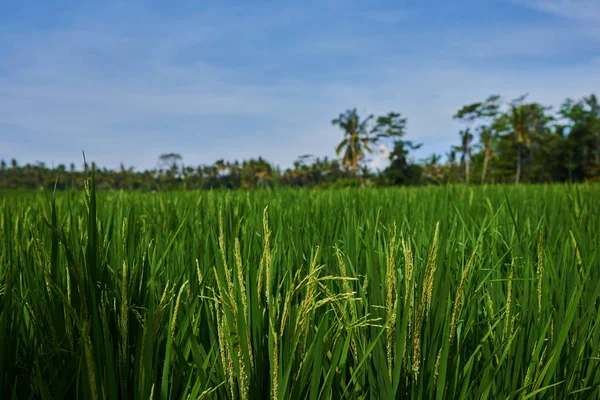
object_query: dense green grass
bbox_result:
[1,177,600,399]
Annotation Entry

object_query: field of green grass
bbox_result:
[1,176,600,399]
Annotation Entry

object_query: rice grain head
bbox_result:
[450,244,479,344]
[414,222,440,377]
[235,237,254,370]
[258,206,272,307]
[504,261,514,341]
[386,222,398,379]
[537,229,544,315]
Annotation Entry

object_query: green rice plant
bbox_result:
[1,179,600,399]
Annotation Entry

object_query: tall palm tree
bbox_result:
[332,109,374,175]
[453,128,474,183]
[510,104,530,184]
[453,95,502,184]
[506,100,552,184]
[479,126,498,184]
[508,103,541,184]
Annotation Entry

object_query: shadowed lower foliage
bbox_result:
[1,177,600,399]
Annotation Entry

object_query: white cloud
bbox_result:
[1,2,599,171]
[3,52,599,169]
[367,144,391,171]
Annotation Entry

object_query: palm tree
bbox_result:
[423,154,442,184]
[158,153,182,177]
[453,128,474,183]
[332,109,374,175]
[586,95,600,168]
[479,126,498,184]
[453,95,502,184]
[506,99,552,183]
[510,104,530,184]
[508,103,544,184]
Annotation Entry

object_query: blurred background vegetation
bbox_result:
[2,93,599,190]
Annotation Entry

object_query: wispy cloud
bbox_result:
[1,0,599,170]
[513,0,600,21]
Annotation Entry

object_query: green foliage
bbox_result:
[1,93,599,190]
[328,177,362,188]
[384,142,422,185]
[2,182,600,399]
[332,109,375,174]
[371,112,407,141]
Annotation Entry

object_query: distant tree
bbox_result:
[371,112,407,142]
[241,157,273,189]
[422,154,444,184]
[454,95,501,183]
[3,92,600,190]
[332,109,374,175]
[443,149,464,183]
[215,159,227,175]
[158,153,183,178]
[384,141,422,185]
[455,95,501,122]
[479,117,507,184]
[453,129,474,183]
[558,95,600,181]
[370,111,422,185]
[506,96,551,184]
[447,148,457,164]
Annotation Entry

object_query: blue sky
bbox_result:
[1,0,599,171]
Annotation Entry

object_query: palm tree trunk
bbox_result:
[515,145,522,184]
[481,148,490,184]
[465,158,470,184]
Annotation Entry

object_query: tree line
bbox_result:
[1,93,599,190]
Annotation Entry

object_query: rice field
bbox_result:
[1,175,600,399]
